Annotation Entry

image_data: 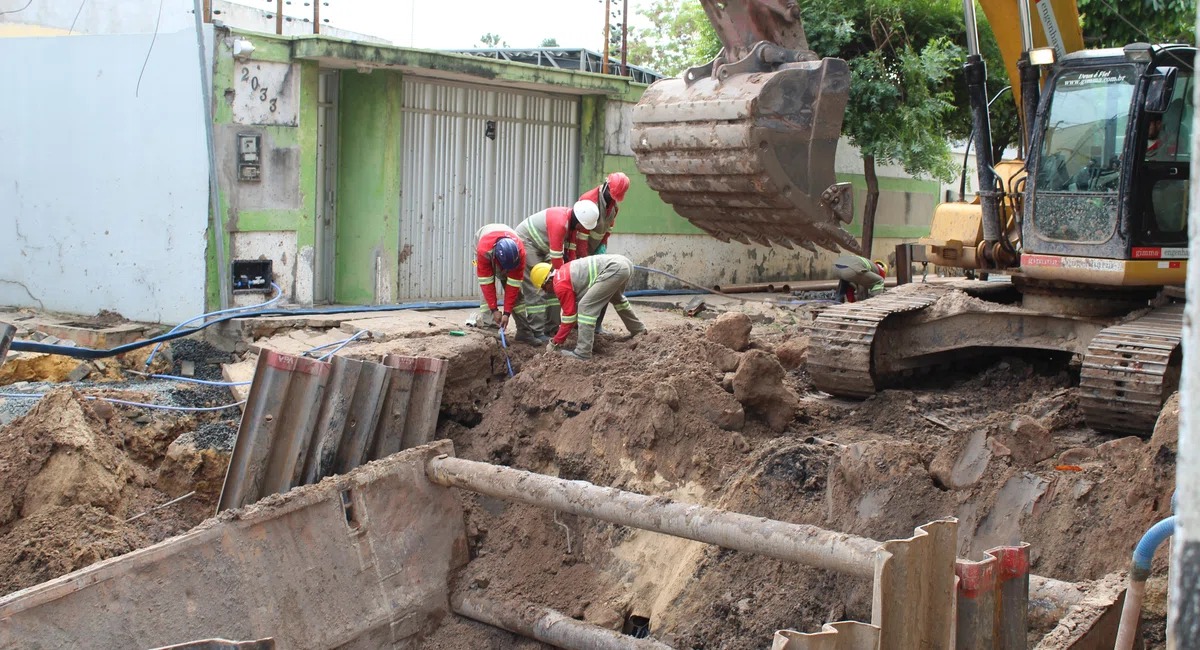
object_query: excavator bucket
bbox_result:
[629,1,859,253]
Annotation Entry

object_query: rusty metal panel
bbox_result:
[956,543,1031,650]
[219,351,449,513]
[872,519,957,650]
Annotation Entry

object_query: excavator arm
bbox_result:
[630,0,860,253]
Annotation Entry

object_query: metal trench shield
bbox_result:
[218,350,449,513]
[630,58,860,253]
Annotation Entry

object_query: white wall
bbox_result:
[0,28,212,323]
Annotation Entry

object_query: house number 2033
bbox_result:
[241,67,278,113]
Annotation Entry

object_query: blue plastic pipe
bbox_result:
[1115,516,1176,650]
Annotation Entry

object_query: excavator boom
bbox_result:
[630,0,860,253]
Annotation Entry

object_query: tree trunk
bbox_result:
[861,155,879,258]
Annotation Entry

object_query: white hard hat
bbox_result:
[573,200,600,230]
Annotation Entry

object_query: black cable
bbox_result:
[0,0,33,16]
[67,0,86,34]
[135,0,166,98]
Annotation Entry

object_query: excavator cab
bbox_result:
[629,0,862,254]
[1020,44,1195,286]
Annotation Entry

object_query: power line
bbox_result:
[67,0,85,34]
[0,0,33,16]
[135,0,166,98]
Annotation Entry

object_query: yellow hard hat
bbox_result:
[873,259,889,277]
[530,262,553,289]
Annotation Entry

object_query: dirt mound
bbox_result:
[0,504,147,595]
[431,313,1177,649]
[0,388,231,596]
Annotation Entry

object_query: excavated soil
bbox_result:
[0,388,235,596]
[421,316,1177,649]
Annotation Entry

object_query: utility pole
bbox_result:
[620,0,628,76]
[202,0,211,23]
[313,0,319,34]
[276,0,283,34]
[602,0,610,74]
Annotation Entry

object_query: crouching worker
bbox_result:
[473,223,540,344]
[529,254,647,360]
[832,255,888,303]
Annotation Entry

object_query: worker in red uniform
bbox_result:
[579,172,631,335]
[515,200,600,340]
[529,254,647,360]
[473,223,539,344]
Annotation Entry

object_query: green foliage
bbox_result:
[540,38,560,48]
[478,33,508,48]
[846,39,963,181]
[626,0,721,77]
[802,0,966,182]
[1077,0,1196,47]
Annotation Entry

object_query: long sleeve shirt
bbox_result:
[579,185,618,252]
[521,207,590,269]
[475,226,525,313]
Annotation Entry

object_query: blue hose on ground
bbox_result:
[0,391,246,412]
[315,330,368,362]
[1115,515,1177,650]
[144,283,283,369]
[497,328,515,378]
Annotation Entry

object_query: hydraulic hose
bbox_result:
[144,283,283,369]
[1114,516,1176,650]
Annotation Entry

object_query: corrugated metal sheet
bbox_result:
[398,77,579,300]
[218,350,448,512]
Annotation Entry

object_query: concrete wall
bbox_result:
[0,442,468,650]
[0,28,212,323]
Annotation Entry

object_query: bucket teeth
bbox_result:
[632,58,858,254]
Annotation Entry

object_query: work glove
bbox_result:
[545,341,560,355]
[595,244,607,255]
[498,312,510,329]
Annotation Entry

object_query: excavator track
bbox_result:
[808,288,946,397]
[1079,304,1183,435]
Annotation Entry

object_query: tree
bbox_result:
[626,0,721,77]
[802,0,966,253]
[478,33,508,48]
[1078,0,1195,47]
[540,38,560,47]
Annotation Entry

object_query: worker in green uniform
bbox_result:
[832,255,888,303]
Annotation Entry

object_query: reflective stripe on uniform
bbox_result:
[578,314,599,325]
[513,304,529,315]
[587,259,598,287]
[525,304,549,314]
[506,277,522,288]
[549,250,564,259]
[545,298,561,307]
[562,314,577,323]
[526,225,549,250]
[614,300,631,312]
[478,275,494,284]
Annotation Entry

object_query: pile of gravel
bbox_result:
[175,421,239,451]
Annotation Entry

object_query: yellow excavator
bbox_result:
[632,0,1194,434]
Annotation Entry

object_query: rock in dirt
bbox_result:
[1150,392,1179,453]
[930,428,992,490]
[709,345,741,373]
[655,384,680,411]
[999,416,1057,465]
[706,312,752,352]
[156,437,232,502]
[0,504,147,596]
[732,350,798,432]
[721,372,735,393]
[714,406,745,432]
[584,602,625,631]
[775,337,809,370]
[67,363,94,383]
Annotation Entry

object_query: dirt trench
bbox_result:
[420,317,1177,649]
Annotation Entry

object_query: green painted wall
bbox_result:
[204,31,319,310]
[334,71,404,305]
[604,155,941,240]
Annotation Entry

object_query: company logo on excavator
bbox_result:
[1132,247,1189,260]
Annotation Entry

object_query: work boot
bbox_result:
[561,349,590,360]
[515,332,545,346]
[535,334,552,344]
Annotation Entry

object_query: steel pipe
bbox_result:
[0,323,15,364]
[453,592,673,650]
[428,456,879,578]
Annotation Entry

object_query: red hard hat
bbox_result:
[606,172,630,202]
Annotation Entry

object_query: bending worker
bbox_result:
[515,200,600,341]
[530,254,647,360]
[473,223,542,343]
[579,172,631,334]
[579,172,630,256]
[832,255,888,303]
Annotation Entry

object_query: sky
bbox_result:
[229,0,655,53]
